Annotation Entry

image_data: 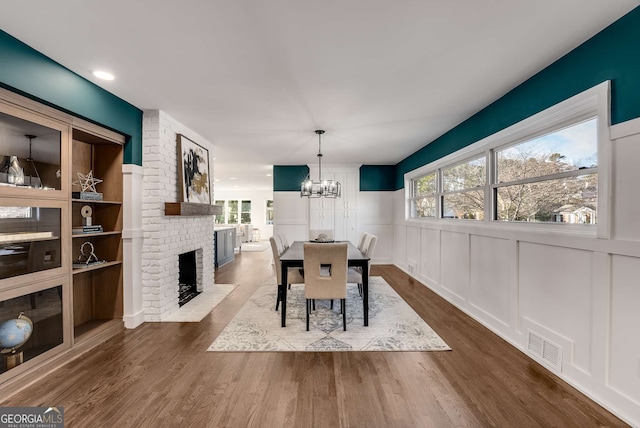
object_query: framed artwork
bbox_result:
[177,134,211,204]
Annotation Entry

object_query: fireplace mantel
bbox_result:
[164,202,222,216]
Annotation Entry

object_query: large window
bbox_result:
[410,172,437,218]
[406,82,608,233]
[442,156,485,220]
[214,200,225,224]
[494,118,597,223]
[241,200,251,224]
[216,199,253,224]
[227,200,238,224]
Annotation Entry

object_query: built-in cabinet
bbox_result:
[307,167,359,243]
[214,227,235,267]
[70,129,123,342]
[0,88,123,392]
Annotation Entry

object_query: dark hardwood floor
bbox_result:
[1,249,627,427]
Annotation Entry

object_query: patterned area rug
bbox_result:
[208,277,451,352]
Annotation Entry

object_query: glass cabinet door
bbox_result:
[0,206,61,280]
[0,284,64,375]
[0,111,62,191]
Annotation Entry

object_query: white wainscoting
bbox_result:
[357,191,394,264]
[469,235,510,328]
[273,192,309,243]
[275,190,394,264]
[392,119,640,426]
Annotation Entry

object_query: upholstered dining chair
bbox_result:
[277,233,290,251]
[303,242,348,331]
[270,236,304,311]
[358,232,372,253]
[348,234,377,297]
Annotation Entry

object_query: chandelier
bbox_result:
[300,130,341,198]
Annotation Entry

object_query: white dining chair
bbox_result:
[348,234,377,297]
[270,236,304,311]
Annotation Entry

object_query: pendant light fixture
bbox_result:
[300,130,341,198]
[25,134,42,188]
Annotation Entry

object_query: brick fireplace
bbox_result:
[141,110,214,321]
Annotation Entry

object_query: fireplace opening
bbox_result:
[178,251,200,306]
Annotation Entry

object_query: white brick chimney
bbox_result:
[141,110,215,321]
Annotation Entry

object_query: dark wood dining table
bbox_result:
[279,240,370,328]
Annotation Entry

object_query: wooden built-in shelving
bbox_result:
[0,87,126,396]
[71,126,124,343]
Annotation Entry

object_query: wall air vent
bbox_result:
[527,330,562,373]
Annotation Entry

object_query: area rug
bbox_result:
[240,241,270,252]
[163,284,237,322]
[208,277,451,352]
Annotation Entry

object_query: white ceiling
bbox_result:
[1,1,637,191]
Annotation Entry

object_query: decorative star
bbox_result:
[73,170,103,193]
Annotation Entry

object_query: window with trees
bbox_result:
[241,200,251,224]
[410,172,437,218]
[227,200,238,223]
[442,156,485,220]
[494,118,597,223]
[266,200,274,225]
[214,200,225,224]
[406,82,608,232]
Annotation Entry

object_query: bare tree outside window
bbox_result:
[409,117,598,225]
[411,173,437,217]
[495,118,597,223]
[441,156,485,219]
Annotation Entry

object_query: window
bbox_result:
[494,118,597,223]
[442,156,485,220]
[227,200,238,224]
[266,200,274,225]
[241,200,251,224]
[410,172,437,218]
[214,200,225,224]
[216,200,253,224]
[406,81,609,234]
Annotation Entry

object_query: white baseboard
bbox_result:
[123,311,145,329]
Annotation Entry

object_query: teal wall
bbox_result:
[274,165,309,191]
[274,164,397,192]
[395,6,640,189]
[360,165,396,191]
[0,30,143,165]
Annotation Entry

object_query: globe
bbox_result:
[0,313,33,353]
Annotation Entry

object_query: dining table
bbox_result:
[279,240,370,328]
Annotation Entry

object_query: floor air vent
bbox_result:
[527,330,562,372]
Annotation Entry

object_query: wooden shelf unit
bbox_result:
[0,87,126,395]
[70,128,124,343]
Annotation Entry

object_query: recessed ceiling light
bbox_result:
[229,177,238,180]
[92,70,115,81]
[266,174,272,177]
